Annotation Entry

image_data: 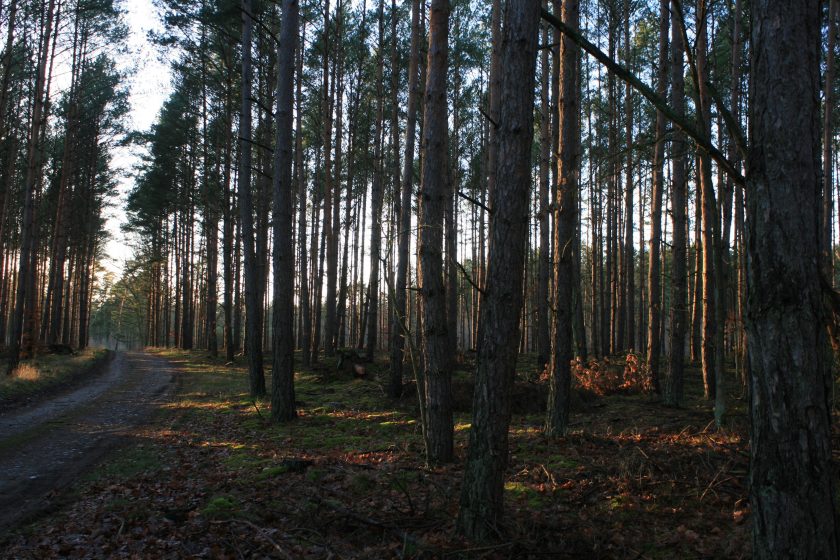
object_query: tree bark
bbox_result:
[646,0,668,393]
[747,0,839,556]
[537,21,551,371]
[271,0,298,423]
[545,0,578,437]
[665,0,686,406]
[365,0,386,362]
[389,0,420,398]
[8,0,57,373]
[419,0,453,466]
[238,0,266,397]
[823,0,838,281]
[457,0,540,539]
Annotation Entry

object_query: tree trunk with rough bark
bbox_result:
[271,0,298,423]
[545,0,579,437]
[457,0,540,540]
[389,0,420,399]
[419,0,453,466]
[665,0,686,406]
[237,0,265,397]
[747,0,839,556]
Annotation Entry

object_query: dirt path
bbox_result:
[0,351,174,533]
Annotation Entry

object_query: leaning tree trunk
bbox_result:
[419,0,453,466]
[457,0,540,540]
[747,0,840,556]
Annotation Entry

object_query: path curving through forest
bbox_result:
[0,352,174,533]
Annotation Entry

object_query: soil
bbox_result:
[0,352,174,534]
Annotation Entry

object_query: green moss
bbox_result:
[86,445,162,483]
[202,495,238,519]
[548,455,581,469]
[349,473,376,495]
[504,481,550,508]
[305,468,326,483]
[222,451,269,470]
[258,465,291,479]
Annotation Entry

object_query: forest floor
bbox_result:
[0,348,791,559]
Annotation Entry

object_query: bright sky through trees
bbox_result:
[102,0,170,274]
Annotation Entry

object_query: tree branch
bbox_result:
[458,190,492,214]
[539,7,745,187]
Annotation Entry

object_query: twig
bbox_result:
[252,400,265,420]
[443,542,515,557]
[478,106,499,129]
[309,493,434,554]
[211,519,293,560]
[453,258,486,296]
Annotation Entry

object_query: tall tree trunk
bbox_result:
[419,0,452,465]
[457,0,540,539]
[536,21,551,370]
[747,0,839,555]
[238,0,265,396]
[622,0,634,352]
[695,1,720,416]
[646,0,668,392]
[365,0,386,362]
[823,0,838,281]
[271,0,298,423]
[222,67,235,361]
[295,24,311,366]
[8,0,57,373]
[545,0,579,437]
[665,0,686,406]
[389,0,420,398]
[322,0,339,357]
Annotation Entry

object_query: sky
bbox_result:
[101,0,171,276]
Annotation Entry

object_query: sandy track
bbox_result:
[0,352,174,533]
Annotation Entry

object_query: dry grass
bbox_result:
[10,362,40,381]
